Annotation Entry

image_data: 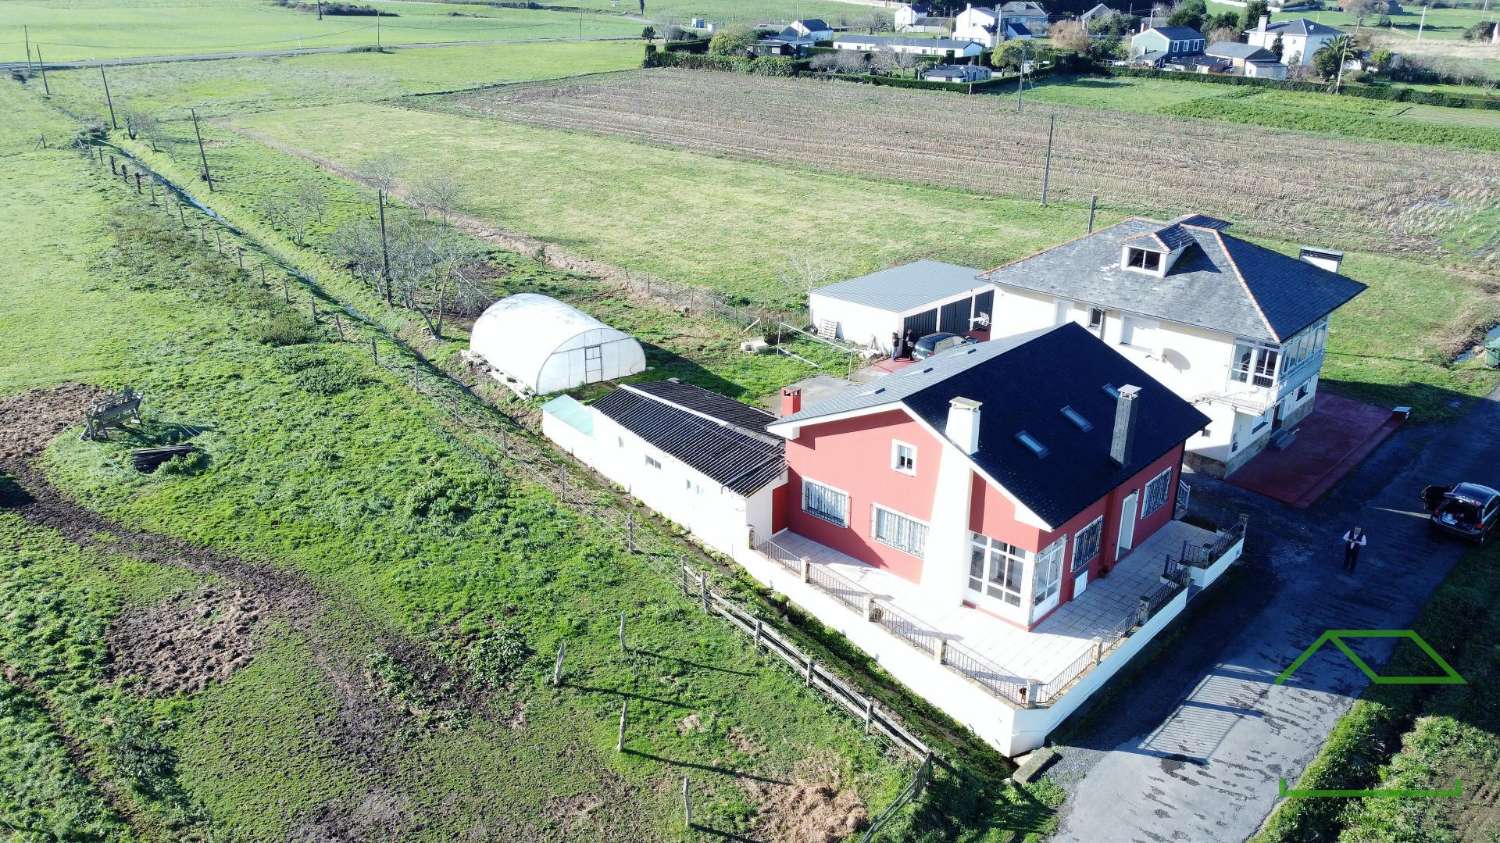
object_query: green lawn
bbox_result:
[1206,0,1494,40]
[228,100,1109,308]
[0,80,936,839]
[1,0,641,62]
[36,40,646,119]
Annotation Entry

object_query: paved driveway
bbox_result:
[1049,386,1500,843]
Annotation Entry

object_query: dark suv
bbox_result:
[911,332,976,361]
[1422,482,1500,543]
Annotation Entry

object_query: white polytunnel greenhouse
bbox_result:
[469,293,647,395]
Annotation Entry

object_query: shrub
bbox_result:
[708,24,760,56]
[249,314,321,346]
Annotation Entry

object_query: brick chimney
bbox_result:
[780,387,802,416]
[1110,385,1141,466]
[946,397,982,455]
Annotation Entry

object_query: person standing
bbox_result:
[1342,526,1367,572]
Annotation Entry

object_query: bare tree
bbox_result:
[358,154,403,194]
[297,182,328,226]
[412,173,465,223]
[869,46,897,75]
[892,50,920,77]
[834,50,868,73]
[778,256,831,296]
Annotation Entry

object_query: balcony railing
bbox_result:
[753,518,1247,708]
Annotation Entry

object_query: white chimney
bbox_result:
[946,397,982,455]
[1299,246,1344,274]
[1258,14,1269,32]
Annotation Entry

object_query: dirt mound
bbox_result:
[291,788,415,842]
[0,383,105,465]
[747,760,867,843]
[108,586,266,696]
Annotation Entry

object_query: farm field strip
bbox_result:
[428,69,1500,261]
[1,0,641,62]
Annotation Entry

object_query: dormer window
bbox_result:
[1125,247,1163,273]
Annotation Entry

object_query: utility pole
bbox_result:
[376,13,382,49]
[190,108,214,191]
[317,0,323,20]
[35,46,49,96]
[1334,15,1361,93]
[100,66,118,130]
[377,190,392,305]
[24,26,33,75]
[1417,5,1427,41]
[1088,193,1098,233]
[1041,114,1055,207]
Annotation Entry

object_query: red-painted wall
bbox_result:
[783,405,1185,624]
[784,409,941,583]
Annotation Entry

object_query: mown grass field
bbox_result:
[34,41,647,119]
[1023,76,1500,152]
[192,85,1499,418]
[1,0,640,62]
[0,81,970,840]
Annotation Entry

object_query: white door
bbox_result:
[1117,492,1138,555]
[1073,568,1089,598]
[583,344,603,382]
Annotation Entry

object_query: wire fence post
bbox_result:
[334,313,345,340]
[616,699,628,752]
[805,654,814,686]
[864,698,875,734]
[1041,114,1055,208]
[699,572,709,614]
[1088,193,1098,233]
[552,642,565,686]
[682,776,691,828]
[370,337,378,365]
[618,610,627,651]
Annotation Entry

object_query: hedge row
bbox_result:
[645,48,806,76]
[1106,66,1500,110]
[828,64,1056,93]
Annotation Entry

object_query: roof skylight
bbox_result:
[1060,406,1092,431]
[1015,431,1049,458]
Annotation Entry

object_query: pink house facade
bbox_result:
[770,323,1207,632]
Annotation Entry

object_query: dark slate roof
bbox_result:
[1262,18,1341,36]
[773,324,1210,526]
[628,379,776,432]
[593,383,784,495]
[1126,221,1194,251]
[980,215,1366,343]
[1148,25,1206,40]
[794,18,830,30]
[834,35,981,49]
[1004,21,1033,37]
[1206,40,1277,61]
[999,1,1047,14]
[810,260,986,313]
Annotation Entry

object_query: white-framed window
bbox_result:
[1072,516,1104,573]
[1088,307,1105,332]
[1142,467,1173,517]
[645,455,662,470]
[1125,247,1162,272]
[891,440,917,475]
[968,533,1027,607]
[802,478,849,527]
[871,505,928,557]
[1033,537,1065,606]
[1230,342,1279,388]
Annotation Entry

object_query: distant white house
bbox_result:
[831,34,985,58]
[999,1,1050,35]
[786,18,833,41]
[1129,25,1206,65]
[1244,15,1341,65]
[1079,3,1119,25]
[924,63,994,82]
[953,4,1001,46]
[894,3,954,33]
[1206,40,1288,78]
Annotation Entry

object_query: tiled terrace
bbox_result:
[761,519,1218,693]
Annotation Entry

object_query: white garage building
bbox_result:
[808,260,994,354]
[469,293,646,395]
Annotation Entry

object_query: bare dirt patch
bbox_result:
[727,726,764,756]
[0,383,106,466]
[107,585,267,696]
[290,788,415,842]
[676,712,706,736]
[746,756,868,843]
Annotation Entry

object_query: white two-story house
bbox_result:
[1245,15,1341,66]
[980,214,1366,477]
